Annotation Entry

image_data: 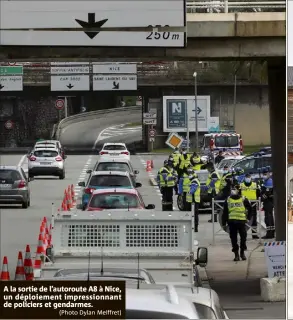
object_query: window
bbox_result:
[96,162,130,172]
[89,193,140,209]
[0,169,22,183]
[258,156,272,169]
[218,159,236,169]
[235,158,256,170]
[89,175,132,187]
[125,310,189,319]
[104,145,126,151]
[194,303,217,319]
[34,150,58,158]
[215,136,239,148]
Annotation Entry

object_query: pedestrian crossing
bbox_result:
[99,124,142,141]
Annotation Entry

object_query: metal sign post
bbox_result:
[186,105,190,152]
[149,127,156,152]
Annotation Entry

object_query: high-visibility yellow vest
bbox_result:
[206,172,221,194]
[220,173,229,191]
[240,182,257,200]
[186,178,201,203]
[172,153,180,165]
[179,154,191,170]
[193,163,202,171]
[227,197,247,221]
[159,169,175,187]
[182,173,191,192]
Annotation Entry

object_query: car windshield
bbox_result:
[34,150,58,158]
[215,136,239,148]
[125,310,189,319]
[0,169,22,184]
[218,159,236,169]
[89,193,140,209]
[196,172,209,183]
[194,303,217,319]
[96,162,130,172]
[104,145,126,151]
[89,175,132,187]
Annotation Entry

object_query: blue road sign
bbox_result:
[166,99,187,129]
[192,106,202,115]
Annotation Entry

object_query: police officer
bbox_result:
[190,152,202,171]
[260,169,275,239]
[206,164,221,223]
[186,172,201,232]
[171,148,181,170]
[178,148,191,178]
[240,173,260,239]
[215,150,225,164]
[219,165,230,190]
[169,157,179,195]
[157,160,176,211]
[178,167,192,211]
[222,186,252,261]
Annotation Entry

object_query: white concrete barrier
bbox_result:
[260,277,285,302]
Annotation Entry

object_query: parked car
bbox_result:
[216,156,245,170]
[0,165,33,208]
[28,148,66,179]
[99,143,130,161]
[87,157,139,184]
[78,171,142,208]
[78,188,155,211]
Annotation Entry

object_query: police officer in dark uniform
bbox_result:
[260,169,274,239]
[157,159,176,211]
[215,150,225,164]
[222,186,252,261]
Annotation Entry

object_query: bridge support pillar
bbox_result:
[267,58,286,241]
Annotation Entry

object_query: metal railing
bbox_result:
[186,0,285,13]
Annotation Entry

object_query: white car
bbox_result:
[99,143,130,160]
[28,148,65,179]
[216,156,245,169]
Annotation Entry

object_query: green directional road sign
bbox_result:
[0,66,23,75]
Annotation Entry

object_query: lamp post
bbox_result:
[193,72,199,151]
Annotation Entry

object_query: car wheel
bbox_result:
[22,201,28,209]
[177,195,185,211]
[27,199,31,207]
[59,172,65,180]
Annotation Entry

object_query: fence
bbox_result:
[186,0,285,13]
[209,198,264,246]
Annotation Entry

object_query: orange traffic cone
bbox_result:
[67,186,73,208]
[24,245,32,276]
[43,217,48,229]
[15,251,25,280]
[61,199,67,211]
[146,160,151,172]
[150,160,154,169]
[25,256,34,280]
[0,256,10,280]
[71,184,76,206]
[66,190,72,210]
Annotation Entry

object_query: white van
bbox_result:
[201,131,243,157]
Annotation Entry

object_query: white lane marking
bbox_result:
[74,156,93,200]
[18,154,27,167]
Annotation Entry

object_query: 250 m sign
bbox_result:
[146,25,181,41]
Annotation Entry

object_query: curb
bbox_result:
[149,178,158,186]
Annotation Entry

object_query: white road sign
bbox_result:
[50,63,90,74]
[143,119,157,125]
[55,99,64,110]
[0,76,23,91]
[4,120,14,129]
[51,75,90,91]
[0,0,185,47]
[93,75,137,91]
[143,113,157,119]
[93,64,137,74]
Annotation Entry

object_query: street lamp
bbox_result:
[193,72,199,152]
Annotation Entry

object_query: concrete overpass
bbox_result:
[0,12,285,60]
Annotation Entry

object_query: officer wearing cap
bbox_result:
[186,172,201,232]
[260,168,274,239]
[178,148,191,178]
[240,173,261,239]
[205,163,221,223]
[190,152,203,171]
[178,166,193,211]
[222,186,252,261]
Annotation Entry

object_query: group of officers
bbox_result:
[156,148,274,262]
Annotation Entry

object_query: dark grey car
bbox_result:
[87,158,139,184]
[0,166,33,208]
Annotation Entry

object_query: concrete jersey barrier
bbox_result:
[55,106,141,140]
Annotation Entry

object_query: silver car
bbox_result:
[0,166,32,208]
[28,148,65,179]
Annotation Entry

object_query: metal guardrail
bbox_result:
[55,106,141,139]
[186,0,285,12]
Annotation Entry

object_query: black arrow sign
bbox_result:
[67,84,74,89]
[0,84,4,90]
[75,13,108,39]
[113,82,119,90]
